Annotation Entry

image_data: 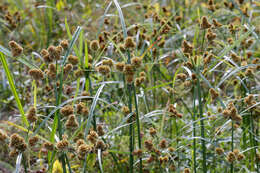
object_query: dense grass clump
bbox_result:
[0,0,259,172]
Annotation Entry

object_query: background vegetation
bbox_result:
[0,0,259,172]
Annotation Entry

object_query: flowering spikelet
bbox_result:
[76,102,85,114]
[9,133,27,151]
[90,40,100,51]
[212,19,222,27]
[115,62,125,72]
[8,40,23,57]
[206,29,217,41]
[28,69,44,80]
[0,129,8,142]
[244,94,255,106]
[87,130,98,144]
[65,114,79,129]
[95,140,106,151]
[60,105,74,116]
[9,149,19,157]
[159,156,169,164]
[124,36,136,49]
[144,140,153,151]
[27,106,37,123]
[102,59,113,67]
[125,75,134,84]
[43,142,54,151]
[56,135,69,151]
[64,63,73,74]
[60,40,69,49]
[184,168,191,173]
[159,139,167,149]
[68,55,79,65]
[48,45,62,60]
[122,106,130,115]
[74,68,84,78]
[97,125,105,136]
[182,40,193,54]
[77,144,93,160]
[29,136,39,147]
[97,65,110,76]
[215,147,224,155]
[209,88,219,100]
[237,153,245,161]
[123,64,134,75]
[201,16,212,29]
[131,57,142,68]
[41,49,52,63]
[227,152,236,163]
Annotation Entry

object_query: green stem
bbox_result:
[133,85,143,173]
[197,77,207,173]
[231,121,234,173]
[192,86,197,173]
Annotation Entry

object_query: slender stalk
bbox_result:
[231,121,234,173]
[127,83,134,173]
[197,77,207,173]
[192,86,197,173]
[133,85,143,173]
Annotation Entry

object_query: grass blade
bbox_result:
[0,52,29,127]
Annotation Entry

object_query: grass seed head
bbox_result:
[27,107,37,123]
[90,40,100,51]
[60,39,69,49]
[29,136,39,147]
[68,55,79,65]
[8,40,23,57]
[60,105,74,116]
[124,36,136,49]
[65,114,79,129]
[201,16,212,29]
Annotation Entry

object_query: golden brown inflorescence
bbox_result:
[60,105,74,116]
[97,65,110,76]
[201,16,212,29]
[27,107,37,123]
[124,36,136,49]
[8,41,23,57]
[28,69,44,80]
[9,133,27,152]
[56,135,69,151]
[90,40,100,51]
[182,40,193,54]
[65,114,79,130]
[68,55,79,65]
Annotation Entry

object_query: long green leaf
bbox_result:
[0,52,29,127]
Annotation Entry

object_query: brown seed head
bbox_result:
[68,55,79,65]
[9,133,27,151]
[131,57,142,68]
[159,139,167,149]
[201,16,212,29]
[27,107,37,123]
[97,65,110,76]
[65,114,79,129]
[60,105,74,116]
[43,142,54,151]
[8,41,23,57]
[28,69,44,80]
[227,152,236,163]
[60,40,69,49]
[215,147,224,155]
[90,40,100,51]
[115,62,125,72]
[29,136,39,147]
